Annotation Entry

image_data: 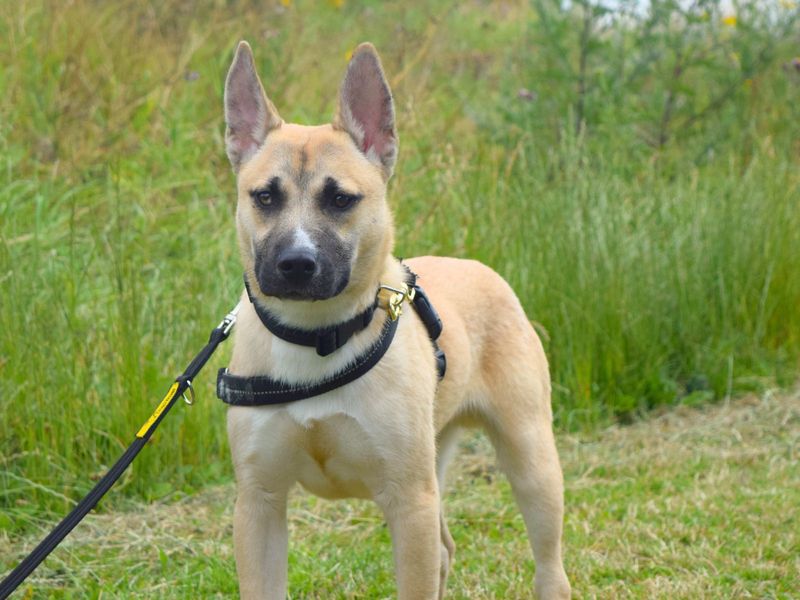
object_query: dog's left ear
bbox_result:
[334,43,397,180]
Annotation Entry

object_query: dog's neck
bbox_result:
[250,255,406,330]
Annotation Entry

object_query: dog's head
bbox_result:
[224,41,397,304]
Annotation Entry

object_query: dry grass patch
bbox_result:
[2,390,798,597]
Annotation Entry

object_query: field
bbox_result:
[1,0,799,597]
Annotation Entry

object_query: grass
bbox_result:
[2,389,797,598]
[0,0,799,590]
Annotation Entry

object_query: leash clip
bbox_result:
[378,283,415,321]
[219,303,241,336]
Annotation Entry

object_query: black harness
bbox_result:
[216,268,445,406]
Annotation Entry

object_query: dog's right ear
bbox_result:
[224,41,282,171]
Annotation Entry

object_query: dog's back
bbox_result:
[406,256,552,427]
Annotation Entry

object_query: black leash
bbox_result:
[0,304,240,600]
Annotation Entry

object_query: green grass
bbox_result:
[2,391,797,598]
[0,0,799,581]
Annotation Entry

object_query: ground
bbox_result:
[2,390,798,598]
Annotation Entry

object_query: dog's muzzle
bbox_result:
[254,233,351,300]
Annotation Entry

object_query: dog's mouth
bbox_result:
[271,290,333,302]
[279,290,311,301]
[256,270,350,302]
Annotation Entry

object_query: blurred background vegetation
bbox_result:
[1,0,798,516]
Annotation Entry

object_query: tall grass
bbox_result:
[1,0,798,513]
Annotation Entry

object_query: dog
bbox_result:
[219,41,571,599]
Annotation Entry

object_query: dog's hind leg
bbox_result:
[437,513,455,600]
[435,424,461,598]
[482,382,571,599]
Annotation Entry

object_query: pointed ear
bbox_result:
[224,41,282,171]
[334,43,397,179]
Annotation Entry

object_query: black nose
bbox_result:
[277,250,317,284]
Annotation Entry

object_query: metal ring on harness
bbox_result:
[182,380,195,405]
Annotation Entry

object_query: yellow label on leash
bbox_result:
[136,382,180,438]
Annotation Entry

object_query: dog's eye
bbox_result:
[332,193,354,210]
[250,178,283,210]
[320,177,362,213]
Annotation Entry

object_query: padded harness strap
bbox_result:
[217,315,398,405]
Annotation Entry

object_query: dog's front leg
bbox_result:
[379,482,442,600]
[233,486,289,600]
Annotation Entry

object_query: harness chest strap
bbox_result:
[217,269,446,406]
[217,315,399,406]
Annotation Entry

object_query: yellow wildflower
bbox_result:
[722,15,737,26]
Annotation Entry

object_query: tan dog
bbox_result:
[222,41,571,599]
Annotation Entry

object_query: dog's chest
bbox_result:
[293,413,382,499]
[230,400,387,501]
